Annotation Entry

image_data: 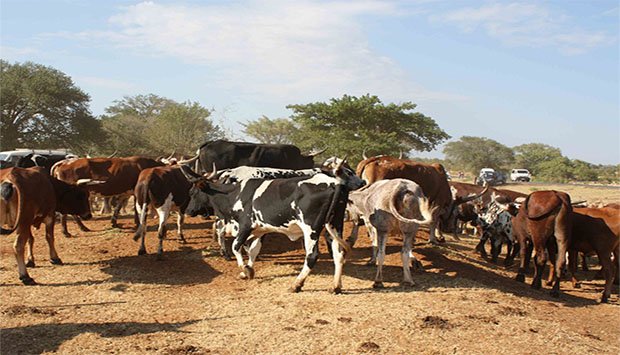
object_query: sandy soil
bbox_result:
[1,212,619,354]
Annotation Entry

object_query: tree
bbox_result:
[513,143,563,175]
[536,157,574,182]
[443,136,514,174]
[287,94,449,164]
[100,95,224,157]
[571,159,598,182]
[242,116,297,144]
[0,60,103,152]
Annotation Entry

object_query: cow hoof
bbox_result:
[50,258,63,265]
[26,260,35,268]
[138,249,147,256]
[63,233,73,238]
[545,280,553,287]
[288,285,303,293]
[400,281,415,288]
[372,281,384,289]
[80,226,91,232]
[365,259,376,267]
[531,282,541,290]
[573,282,581,289]
[19,276,37,285]
[223,253,233,261]
[239,272,248,280]
[515,274,525,283]
[330,287,342,295]
[412,260,424,271]
[244,266,255,280]
[599,295,609,304]
[549,290,560,298]
[179,235,187,244]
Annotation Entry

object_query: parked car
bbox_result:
[510,168,532,182]
[0,149,74,167]
[475,168,505,186]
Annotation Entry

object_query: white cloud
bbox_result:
[58,0,463,105]
[432,3,615,54]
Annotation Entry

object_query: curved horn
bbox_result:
[336,155,348,170]
[177,154,199,165]
[76,179,106,186]
[180,164,202,183]
[307,148,327,157]
[204,163,218,179]
[398,150,403,159]
[362,149,368,160]
[166,150,175,160]
[456,184,490,205]
[107,150,118,158]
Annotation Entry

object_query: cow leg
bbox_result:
[214,219,232,260]
[504,240,514,267]
[476,233,489,259]
[44,216,62,265]
[155,200,172,260]
[531,245,547,290]
[111,198,123,228]
[490,235,503,264]
[546,250,557,286]
[366,223,378,266]
[568,249,581,289]
[243,237,262,280]
[290,230,321,293]
[346,218,361,247]
[100,197,112,214]
[134,202,149,255]
[401,228,417,287]
[516,240,531,282]
[60,214,72,238]
[550,217,570,298]
[372,229,388,289]
[74,215,90,232]
[14,227,35,285]
[176,212,186,243]
[232,228,253,279]
[596,249,613,303]
[25,233,35,268]
[325,224,345,294]
[581,253,589,272]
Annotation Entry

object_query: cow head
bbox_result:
[180,164,234,217]
[53,179,94,220]
[323,156,365,190]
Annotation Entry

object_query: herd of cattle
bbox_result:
[0,140,618,302]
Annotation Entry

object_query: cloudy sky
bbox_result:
[2,0,618,164]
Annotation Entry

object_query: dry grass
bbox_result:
[1,198,619,354]
[498,182,620,206]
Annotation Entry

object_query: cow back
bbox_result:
[524,190,572,219]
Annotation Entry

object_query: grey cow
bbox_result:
[347,178,435,288]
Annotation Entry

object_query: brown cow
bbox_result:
[133,165,192,258]
[565,207,619,303]
[0,167,94,285]
[52,156,164,235]
[356,156,453,244]
[513,190,572,298]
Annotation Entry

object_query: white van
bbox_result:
[0,149,75,165]
[510,169,531,182]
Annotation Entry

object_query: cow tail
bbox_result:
[389,184,435,225]
[0,181,20,235]
[133,181,150,241]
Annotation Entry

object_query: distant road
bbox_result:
[502,182,620,190]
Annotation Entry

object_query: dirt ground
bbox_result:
[1,211,619,354]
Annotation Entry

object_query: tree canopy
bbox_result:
[100,94,224,157]
[285,94,449,164]
[443,136,514,174]
[0,60,103,153]
[242,116,297,144]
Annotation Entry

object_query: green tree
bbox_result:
[513,143,563,175]
[0,60,103,152]
[571,159,598,182]
[443,136,514,174]
[242,116,297,144]
[536,157,574,182]
[287,94,449,164]
[101,95,224,156]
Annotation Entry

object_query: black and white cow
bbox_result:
[205,165,324,259]
[181,159,365,293]
[475,195,523,265]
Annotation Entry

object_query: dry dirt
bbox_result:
[1,211,619,354]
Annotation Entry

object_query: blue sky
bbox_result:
[2,0,618,164]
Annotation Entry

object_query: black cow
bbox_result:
[190,140,325,174]
[181,158,365,294]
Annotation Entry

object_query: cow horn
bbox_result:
[166,151,175,160]
[177,154,199,165]
[571,200,587,206]
[180,164,202,183]
[398,150,403,159]
[456,184,490,205]
[307,148,327,157]
[107,150,118,158]
[336,155,348,170]
[76,179,106,186]
[362,149,368,160]
[204,163,218,179]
